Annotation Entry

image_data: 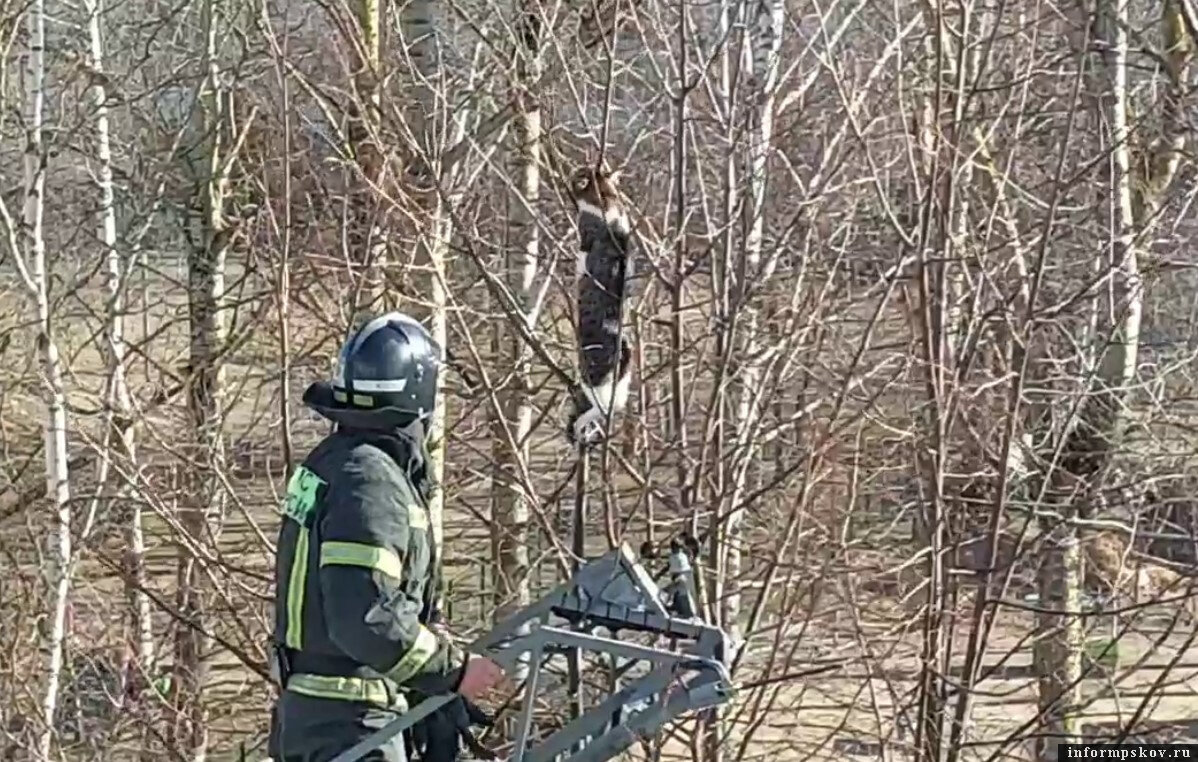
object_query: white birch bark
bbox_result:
[706,0,738,631]
[173,1,231,757]
[1033,5,1135,757]
[722,0,784,644]
[1033,1,1193,756]
[352,0,389,313]
[401,0,455,555]
[703,7,739,759]
[22,0,73,758]
[491,0,538,629]
[82,0,155,691]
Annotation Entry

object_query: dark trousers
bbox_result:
[270,691,407,762]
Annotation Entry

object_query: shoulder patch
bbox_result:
[283,465,326,525]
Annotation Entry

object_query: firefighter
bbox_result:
[269,311,504,761]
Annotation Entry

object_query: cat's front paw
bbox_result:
[568,406,607,449]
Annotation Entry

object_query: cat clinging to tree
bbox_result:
[565,164,634,448]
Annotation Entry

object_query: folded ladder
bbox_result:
[330,542,737,762]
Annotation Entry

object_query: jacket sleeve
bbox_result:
[316,446,467,696]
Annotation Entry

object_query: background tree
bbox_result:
[490,0,540,626]
[1030,0,1195,757]
[5,0,75,757]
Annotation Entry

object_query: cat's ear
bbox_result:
[573,172,590,192]
[606,169,622,186]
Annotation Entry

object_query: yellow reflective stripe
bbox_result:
[319,541,404,580]
[284,525,310,649]
[385,626,440,684]
[286,673,406,710]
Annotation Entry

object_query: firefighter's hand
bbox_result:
[456,656,504,700]
[408,695,495,762]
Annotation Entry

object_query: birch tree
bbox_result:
[81,0,154,697]
[0,0,75,757]
[173,0,244,755]
[398,0,456,556]
[1032,1,1194,757]
[349,0,389,314]
[691,4,784,759]
[490,0,539,623]
[321,0,458,589]
[722,0,784,643]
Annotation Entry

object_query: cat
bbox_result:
[566,166,634,448]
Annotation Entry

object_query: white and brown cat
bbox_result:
[566,166,634,448]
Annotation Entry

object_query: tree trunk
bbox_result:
[400,0,455,559]
[1032,2,1193,758]
[702,4,737,759]
[1031,5,1131,758]
[908,6,961,757]
[700,3,783,760]
[723,0,784,643]
[174,2,231,756]
[668,0,692,535]
[83,0,154,697]
[23,0,73,757]
[427,203,451,559]
[706,0,737,630]
[491,2,538,627]
[274,23,296,480]
[350,0,389,315]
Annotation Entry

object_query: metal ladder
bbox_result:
[330,542,736,762]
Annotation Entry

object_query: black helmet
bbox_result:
[303,312,442,429]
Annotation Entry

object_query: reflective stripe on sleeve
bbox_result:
[384,626,440,684]
[286,673,407,711]
[319,541,405,580]
[284,526,310,649]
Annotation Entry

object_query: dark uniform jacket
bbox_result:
[273,429,466,705]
